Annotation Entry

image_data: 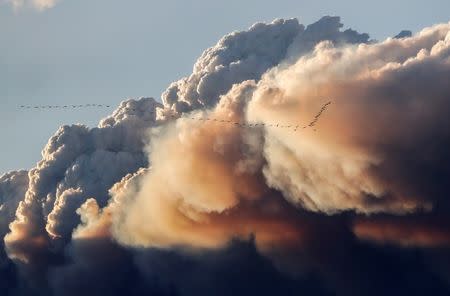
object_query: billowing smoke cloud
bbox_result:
[5,99,160,266]
[248,22,450,215]
[95,20,450,250]
[2,16,450,296]
[161,16,369,113]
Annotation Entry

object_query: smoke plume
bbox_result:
[1,16,450,296]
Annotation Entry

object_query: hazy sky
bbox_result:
[1,0,449,174]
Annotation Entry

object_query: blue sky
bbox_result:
[1,0,449,174]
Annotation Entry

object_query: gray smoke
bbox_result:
[161,16,369,114]
[5,98,161,266]
[2,15,450,296]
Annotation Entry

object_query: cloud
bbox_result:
[247,21,450,214]
[161,16,369,114]
[5,98,160,267]
[394,30,413,39]
[2,16,450,296]
[353,216,450,248]
[6,0,58,11]
[104,20,450,253]
[0,170,28,242]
